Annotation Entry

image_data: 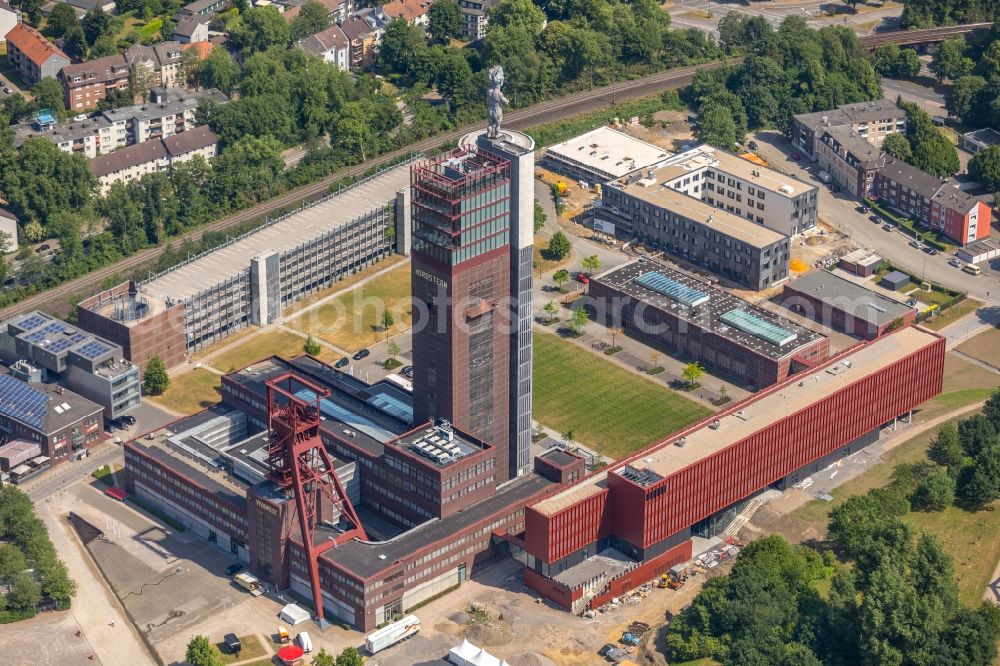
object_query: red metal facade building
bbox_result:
[522,328,946,610]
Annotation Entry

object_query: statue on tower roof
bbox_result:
[486,65,509,140]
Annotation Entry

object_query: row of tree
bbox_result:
[0,486,76,619]
[882,99,961,177]
[901,0,1000,28]
[927,392,1000,507]
[692,15,880,148]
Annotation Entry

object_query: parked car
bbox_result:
[949,258,963,267]
[909,240,923,249]
[748,140,759,151]
[598,643,628,662]
[575,273,590,284]
[790,151,801,160]
[856,205,869,213]
[882,223,895,232]
[335,357,349,368]
[123,415,136,426]
[223,634,241,656]
[35,244,50,253]
[353,348,370,360]
[869,215,880,223]
[3,87,12,95]
[925,247,939,256]
[401,365,414,378]
[225,563,243,576]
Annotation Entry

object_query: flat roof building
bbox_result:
[0,310,141,420]
[522,326,944,612]
[541,127,673,184]
[647,144,818,237]
[783,270,917,340]
[839,248,883,277]
[599,172,790,290]
[590,259,829,388]
[78,162,414,369]
[962,127,1000,154]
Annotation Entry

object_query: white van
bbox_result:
[297,631,313,653]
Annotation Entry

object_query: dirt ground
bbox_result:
[615,112,695,153]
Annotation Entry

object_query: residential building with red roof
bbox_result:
[6,23,69,86]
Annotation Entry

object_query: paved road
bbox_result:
[666,0,903,34]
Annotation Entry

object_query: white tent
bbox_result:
[448,639,510,666]
[278,603,310,626]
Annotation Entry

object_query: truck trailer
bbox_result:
[365,615,420,654]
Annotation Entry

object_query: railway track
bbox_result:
[4,23,988,320]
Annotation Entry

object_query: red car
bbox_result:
[575,273,590,284]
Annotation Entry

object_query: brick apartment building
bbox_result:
[60,55,131,112]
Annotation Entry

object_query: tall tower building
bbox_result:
[463,130,536,480]
[410,147,514,479]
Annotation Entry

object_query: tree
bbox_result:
[970,145,1000,194]
[682,361,704,388]
[0,543,27,581]
[429,0,463,43]
[546,231,571,260]
[930,37,974,82]
[567,306,588,335]
[387,339,400,361]
[608,326,622,348]
[928,423,965,472]
[304,335,322,356]
[333,647,364,666]
[196,48,240,96]
[882,132,912,162]
[142,355,170,396]
[957,465,1000,509]
[230,6,290,55]
[18,0,42,26]
[911,467,955,511]
[62,26,88,60]
[697,104,742,149]
[381,310,394,334]
[290,0,332,41]
[985,389,1000,429]
[581,254,600,276]
[543,300,558,321]
[6,572,41,611]
[946,75,987,123]
[47,3,80,37]
[31,78,67,121]
[311,648,335,666]
[82,6,112,46]
[533,199,546,232]
[552,268,569,291]
[185,635,224,666]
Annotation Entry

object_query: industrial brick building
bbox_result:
[589,259,829,388]
[521,326,944,612]
[598,178,790,290]
[782,270,917,340]
[78,163,414,368]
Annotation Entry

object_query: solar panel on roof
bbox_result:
[634,271,710,307]
[16,314,48,331]
[720,309,798,347]
[0,375,48,431]
[76,341,111,360]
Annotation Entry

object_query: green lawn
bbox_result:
[532,331,711,459]
[923,298,984,331]
[209,330,337,373]
[215,634,267,664]
[149,368,221,414]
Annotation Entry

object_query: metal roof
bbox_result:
[720,309,798,347]
[634,271,709,307]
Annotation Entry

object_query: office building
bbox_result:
[599,175,790,290]
[0,311,141,420]
[646,145,818,237]
[410,147,514,480]
[463,129,537,479]
[590,259,829,388]
[522,326,944,612]
[78,163,414,368]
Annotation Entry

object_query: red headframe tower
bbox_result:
[266,373,366,624]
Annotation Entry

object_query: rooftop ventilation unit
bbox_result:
[709,419,721,430]
[674,437,687,448]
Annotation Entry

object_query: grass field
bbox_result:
[215,634,267,664]
[534,234,575,276]
[532,331,711,458]
[209,330,337,373]
[923,298,984,332]
[150,368,221,414]
[957,326,1000,369]
[289,264,412,353]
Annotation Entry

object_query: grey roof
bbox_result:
[877,159,945,198]
[795,99,903,132]
[322,472,556,579]
[931,185,984,216]
[60,54,129,87]
[101,88,228,124]
[786,270,914,327]
[0,1,15,12]
[0,375,101,435]
[295,25,348,56]
[964,127,1000,146]
[0,207,16,221]
[89,138,168,178]
[141,162,409,303]
[539,448,580,468]
[173,16,210,37]
[823,126,888,169]
[12,115,112,147]
[152,40,185,66]
[162,125,217,156]
[339,17,374,40]
[593,259,824,361]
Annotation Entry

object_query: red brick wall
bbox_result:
[588,540,692,610]
[524,567,578,610]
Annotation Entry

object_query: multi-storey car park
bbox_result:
[589,259,830,388]
[77,163,415,369]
